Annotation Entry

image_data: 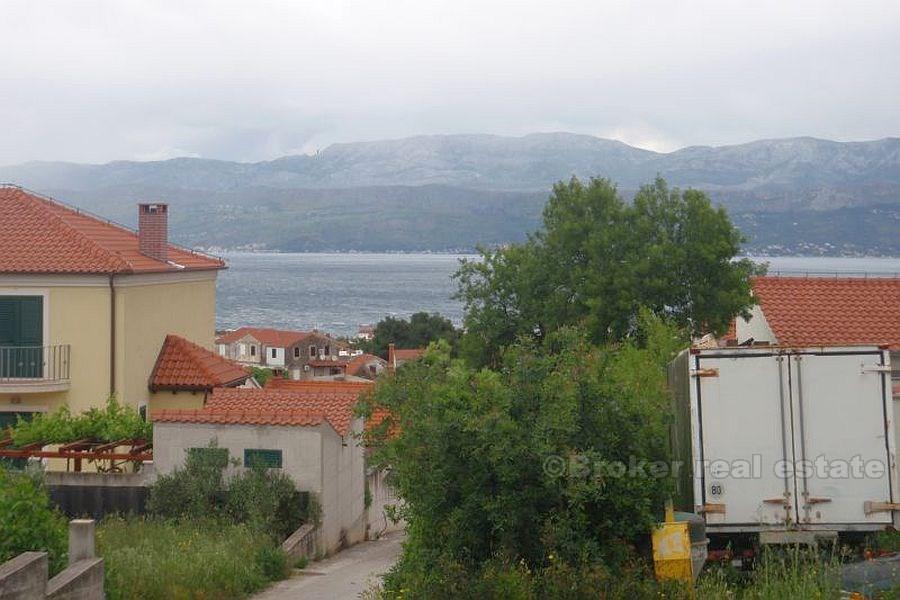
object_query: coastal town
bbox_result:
[2,2,899,598]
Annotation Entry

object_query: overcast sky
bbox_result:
[2,0,898,165]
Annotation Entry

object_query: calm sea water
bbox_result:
[216,253,900,337]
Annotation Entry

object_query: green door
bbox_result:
[0,296,43,378]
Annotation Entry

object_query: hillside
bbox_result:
[2,133,898,254]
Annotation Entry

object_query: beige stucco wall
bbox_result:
[0,282,111,414]
[147,390,207,412]
[0,271,218,418]
[116,274,217,411]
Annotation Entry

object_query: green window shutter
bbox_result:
[244,449,283,469]
[0,296,43,345]
[18,297,42,346]
[0,298,16,345]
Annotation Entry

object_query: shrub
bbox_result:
[0,466,68,573]
[98,517,288,600]
[147,441,307,540]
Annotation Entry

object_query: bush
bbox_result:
[98,517,289,600]
[10,396,151,447]
[0,467,68,573]
[147,442,307,540]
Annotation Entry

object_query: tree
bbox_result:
[365,311,459,358]
[359,315,684,590]
[455,176,761,366]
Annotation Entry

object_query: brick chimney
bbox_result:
[138,203,168,262]
[388,343,396,370]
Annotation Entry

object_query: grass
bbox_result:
[97,517,289,600]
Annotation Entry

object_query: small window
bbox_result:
[309,345,316,358]
[250,345,256,357]
[187,447,229,468]
[139,405,147,421]
[244,449,282,469]
[271,348,277,359]
[324,345,330,356]
[294,347,301,358]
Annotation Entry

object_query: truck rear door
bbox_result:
[789,350,893,525]
[694,352,793,526]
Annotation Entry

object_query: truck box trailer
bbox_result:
[668,345,896,537]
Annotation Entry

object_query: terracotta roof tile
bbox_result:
[265,379,373,392]
[752,276,900,349]
[203,386,367,436]
[152,408,326,428]
[0,186,224,274]
[346,353,387,378]
[149,335,250,392]
[393,348,426,361]
[215,327,316,347]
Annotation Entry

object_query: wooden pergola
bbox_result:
[0,438,152,472]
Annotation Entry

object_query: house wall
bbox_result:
[115,273,217,411]
[0,270,217,417]
[153,422,325,493]
[0,280,111,415]
[152,420,365,553]
[267,347,285,367]
[735,303,778,345]
[147,390,206,412]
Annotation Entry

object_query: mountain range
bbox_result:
[2,133,898,255]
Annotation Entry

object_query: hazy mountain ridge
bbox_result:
[2,133,898,255]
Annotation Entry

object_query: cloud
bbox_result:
[1,0,898,164]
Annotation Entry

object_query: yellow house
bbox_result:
[0,185,225,428]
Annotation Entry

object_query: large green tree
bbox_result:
[455,176,760,366]
[360,314,684,595]
[365,311,459,358]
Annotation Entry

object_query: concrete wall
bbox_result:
[152,419,367,555]
[0,552,47,600]
[367,469,406,537]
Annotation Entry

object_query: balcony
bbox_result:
[0,345,71,393]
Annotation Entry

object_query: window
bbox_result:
[250,345,256,357]
[244,449,282,468]
[271,348,277,359]
[324,345,330,356]
[0,296,43,378]
[188,447,230,468]
[309,345,316,358]
[293,347,300,358]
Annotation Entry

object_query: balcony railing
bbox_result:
[0,345,70,384]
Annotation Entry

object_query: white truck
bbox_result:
[668,345,897,542]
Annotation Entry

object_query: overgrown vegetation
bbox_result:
[98,517,287,600]
[146,442,309,540]
[249,366,274,386]
[359,314,686,595]
[0,466,68,574]
[9,396,151,447]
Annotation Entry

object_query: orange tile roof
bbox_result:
[215,327,315,347]
[752,276,900,349]
[0,186,224,274]
[204,386,366,436]
[347,354,387,375]
[266,378,373,392]
[149,335,249,392]
[152,408,326,428]
[393,348,425,361]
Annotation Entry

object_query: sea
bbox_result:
[216,253,900,337]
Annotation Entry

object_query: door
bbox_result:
[0,296,43,378]
[696,353,793,526]
[789,351,893,525]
